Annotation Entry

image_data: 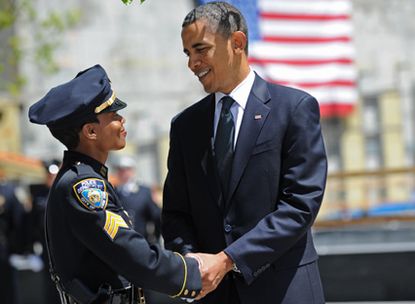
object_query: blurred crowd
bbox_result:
[0,155,165,304]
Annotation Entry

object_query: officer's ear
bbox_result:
[81,123,97,140]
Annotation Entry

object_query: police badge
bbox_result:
[73,178,108,210]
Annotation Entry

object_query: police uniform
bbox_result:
[114,157,161,245]
[28,65,201,304]
[0,181,27,304]
[29,160,62,304]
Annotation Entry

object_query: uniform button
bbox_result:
[224,224,232,233]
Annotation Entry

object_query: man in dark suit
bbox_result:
[162,2,327,303]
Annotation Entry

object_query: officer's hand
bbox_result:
[186,251,233,300]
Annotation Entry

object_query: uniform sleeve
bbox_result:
[224,96,327,285]
[63,175,201,299]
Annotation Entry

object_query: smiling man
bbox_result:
[28,65,204,304]
[162,2,328,304]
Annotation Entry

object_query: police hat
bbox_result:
[28,64,126,128]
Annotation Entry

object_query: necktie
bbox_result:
[214,96,235,199]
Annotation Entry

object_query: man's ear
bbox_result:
[231,31,247,54]
[81,123,97,140]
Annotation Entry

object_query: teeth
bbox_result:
[198,70,209,78]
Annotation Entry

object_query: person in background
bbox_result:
[162,2,327,303]
[114,160,181,304]
[0,176,28,304]
[28,64,208,304]
[29,159,61,304]
[114,156,161,245]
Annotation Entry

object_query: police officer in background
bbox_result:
[28,64,210,304]
[29,159,62,304]
[0,177,27,304]
[114,156,161,245]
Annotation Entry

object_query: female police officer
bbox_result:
[28,65,203,304]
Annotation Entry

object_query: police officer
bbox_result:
[29,160,61,304]
[114,156,161,245]
[0,178,27,304]
[28,64,203,304]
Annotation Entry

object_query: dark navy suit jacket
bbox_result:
[162,74,327,303]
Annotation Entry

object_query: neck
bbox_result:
[73,145,108,165]
[224,61,250,94]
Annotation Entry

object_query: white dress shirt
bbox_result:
[214,69,256,148]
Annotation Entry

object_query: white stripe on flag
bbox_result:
[253,63,357,83]
[250,42,355,60]
[260,0,352,15]
[260,20,353,38]
[305,87,358,104]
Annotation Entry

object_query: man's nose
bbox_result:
[188,55,200,71]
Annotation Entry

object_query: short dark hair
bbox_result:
[49,116,99,150]
[183,1,249,54]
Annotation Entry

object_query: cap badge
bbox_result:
[95,91,116,114]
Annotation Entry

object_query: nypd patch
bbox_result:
[73,178,108,210]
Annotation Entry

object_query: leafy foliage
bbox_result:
[0,0,81,97]
[121,0,146,4]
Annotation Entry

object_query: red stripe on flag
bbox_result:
[269,79,356,88]
[319,104,355,117]
[260,12,350,21]
[249,57,354,66]
[263,36,351,43]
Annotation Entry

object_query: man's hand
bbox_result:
[186,251,234,300]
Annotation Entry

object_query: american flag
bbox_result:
[197,0,358,117]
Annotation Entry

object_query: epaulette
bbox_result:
[72,162,95,176]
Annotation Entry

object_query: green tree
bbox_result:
[121,0,146,4]
[0,0,81,97]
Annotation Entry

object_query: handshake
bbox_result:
[185,251,235,301]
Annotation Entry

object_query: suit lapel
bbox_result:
[226,75,271,209]
[200,95,222,208]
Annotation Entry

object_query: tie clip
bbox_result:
[254,114,262,120]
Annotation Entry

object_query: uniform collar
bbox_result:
[63,150,109,178]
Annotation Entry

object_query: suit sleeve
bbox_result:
[224,95,327,285]
[162,119,199,254]
[63,175,202,299]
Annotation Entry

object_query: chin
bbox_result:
[115,142,126,150]
[202,84,214,94]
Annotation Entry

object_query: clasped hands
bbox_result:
[186,251,234,300]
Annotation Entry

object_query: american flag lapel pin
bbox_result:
[254,114,262,120]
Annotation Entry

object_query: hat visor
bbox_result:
[100,97,127,113]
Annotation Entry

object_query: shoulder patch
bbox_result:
[73,178,108,210]
[104,210,129,240]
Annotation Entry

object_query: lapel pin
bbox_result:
[254,114,262,120]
